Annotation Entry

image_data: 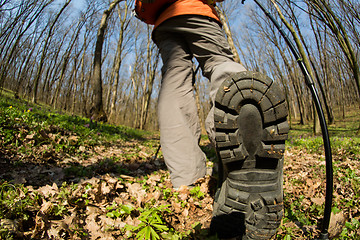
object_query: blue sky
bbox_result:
[70,0,86,10]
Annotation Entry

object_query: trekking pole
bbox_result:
[248,1,334,239]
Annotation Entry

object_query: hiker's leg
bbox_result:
[154,29,206,188]
[164,16,247,143]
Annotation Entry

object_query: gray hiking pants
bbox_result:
[153,15,246,188]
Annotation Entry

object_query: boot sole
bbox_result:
[211,71,289,239]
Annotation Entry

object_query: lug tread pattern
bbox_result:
[214,72,288,161]
[213,71,288,239]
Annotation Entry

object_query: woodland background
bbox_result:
[1,0,359,132]
[1,0,360,239]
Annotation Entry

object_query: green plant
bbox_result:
[70,224,88,237]
[56,182,75,203]
[0,182,39,221]
[162,188,172,200]
[0,226,14,240]
[283,194,313,226]
[339,218,360,239]
[72,183,92,208]
[274,218,297,240]
[190,186,205,199]
[106,203,134,219]
[52,203,68,217]
[126,205,170,240]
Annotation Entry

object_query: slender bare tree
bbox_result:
[272,0,321,134]
[32,0,71,103]
[0,1,54,89]
[108,0,132,122]
[90,0,124,122]
[214,4,241,64]
[139,26,160,130]
[306,0,360,99]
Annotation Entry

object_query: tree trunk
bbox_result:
[193,83,206,135]
[91,0,123,122]
[214,5,241,64]
[140,49,159,130]
[109,1,130,122]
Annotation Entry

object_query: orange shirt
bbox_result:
[154,0,220,28]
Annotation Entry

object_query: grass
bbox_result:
[282,107,360,239]
[287,106,360,159]
[1,90,359,239]
[0,90,151,159]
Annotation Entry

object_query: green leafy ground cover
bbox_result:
[0,91,359,239]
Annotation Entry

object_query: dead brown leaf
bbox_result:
[126,182,146,207]
[310,197,325,206]
[32,201,53,239]
[328,211,346,238]
[37,183,59,198]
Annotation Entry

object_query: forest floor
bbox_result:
[1,91,359,239]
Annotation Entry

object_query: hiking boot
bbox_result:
[210,71,289,239]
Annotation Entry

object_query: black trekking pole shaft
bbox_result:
[252,1,333,238]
